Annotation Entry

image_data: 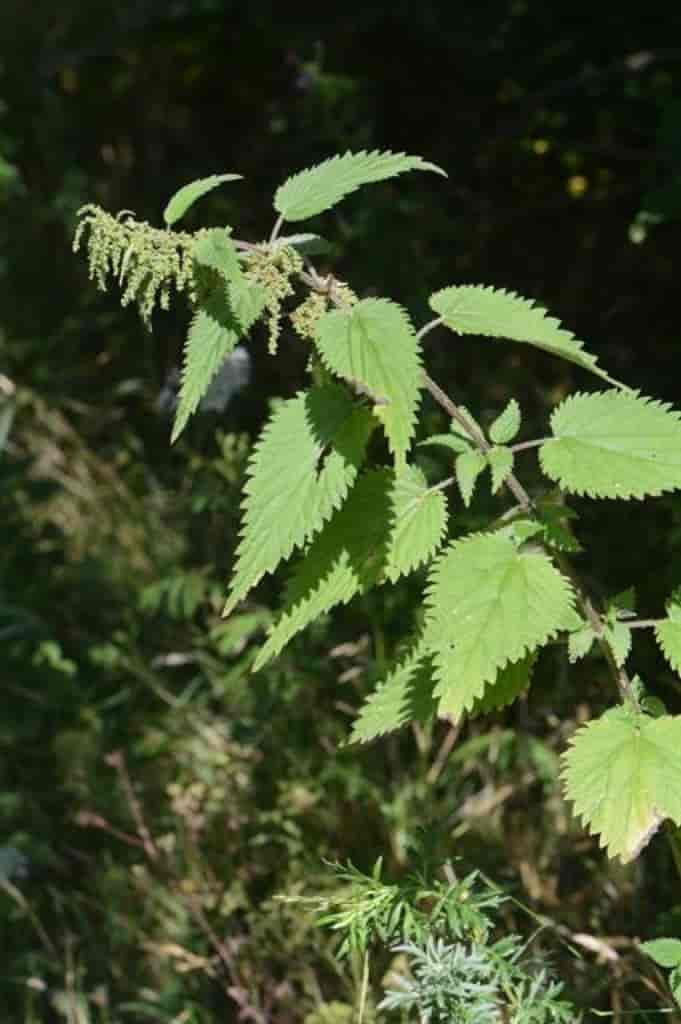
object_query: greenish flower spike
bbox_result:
[73,205,196,326]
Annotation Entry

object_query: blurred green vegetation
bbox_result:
[2,2,681,1020]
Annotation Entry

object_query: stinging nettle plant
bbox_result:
[74,149,681,879]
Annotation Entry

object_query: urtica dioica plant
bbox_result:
[75,151,681,975]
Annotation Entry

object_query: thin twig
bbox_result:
[105,750,159,862]
[509,439,548,453]
[268,213,285,244]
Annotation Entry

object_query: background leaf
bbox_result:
[163,173,242,226]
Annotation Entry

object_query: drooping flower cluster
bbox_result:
[73,205,197,326]
[290,279,358,340]
[240,243,304,354]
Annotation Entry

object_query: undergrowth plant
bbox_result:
[74,149,681,1016]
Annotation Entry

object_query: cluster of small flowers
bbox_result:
[73,205,196,326]
[290,279,358,340]
[241,243,304,354]
[290,291,329,340]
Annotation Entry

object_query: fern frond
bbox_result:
[429,285,624,388]
[224,384,375,615]
[274,150,446,222]
[314,298,423,464]
[540,391,681,499]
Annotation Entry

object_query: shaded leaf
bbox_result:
[224,384,375,614]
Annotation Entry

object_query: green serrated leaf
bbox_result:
[562,707,681,862]
[455,449,486,506]
[568,625,596,663]
[274,150,445,222]
[163,174,242,226]
[224,384,375,615]
[253,471,391,670]
[314,298,422,464]
[172,275,266,443]
[655,619,681,676]
[540,391,681,499]
[386,465,448,582]
[500,519,545,546]
[451,405,483,442]
[471,652,536,716]
[604,620,632,667]
[349,649,436,743]
[429,284,623,387]
[423,533,575,718]
[640,938,681,968]
[192,228,240,279]
[489,399,521,444]
[419,433,471,455]
[487,446,514,494]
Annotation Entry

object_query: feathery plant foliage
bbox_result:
[285,857,580,1022]
[75,147,681,1013]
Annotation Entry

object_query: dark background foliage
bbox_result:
[2,2,681,1020]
